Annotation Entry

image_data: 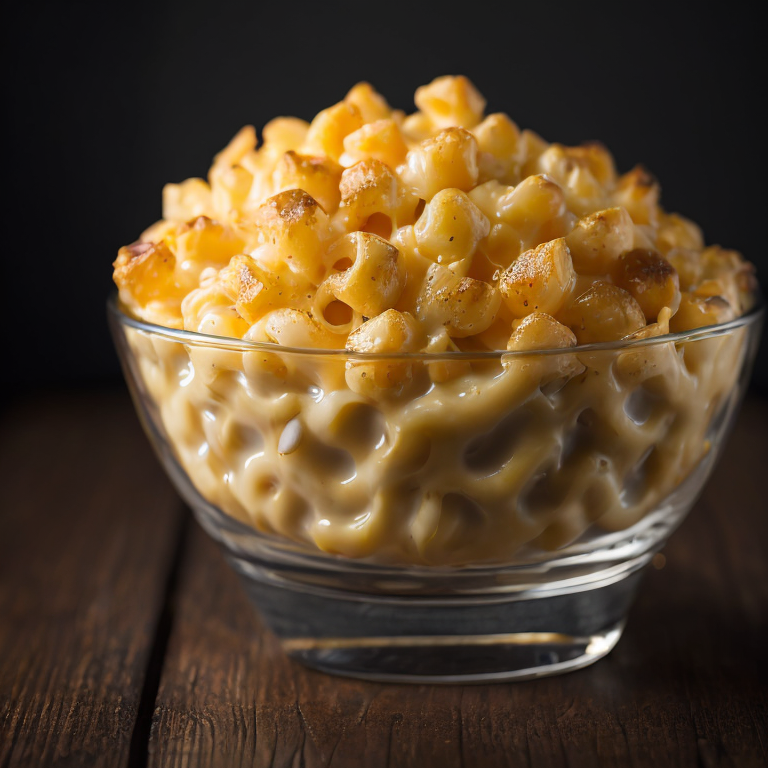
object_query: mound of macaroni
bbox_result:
[115,76,756,565]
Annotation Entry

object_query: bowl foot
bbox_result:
[279,623,625,683]
[235,563,641,683]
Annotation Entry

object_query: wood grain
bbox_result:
[0,390,185,768]
[146,399,768,768]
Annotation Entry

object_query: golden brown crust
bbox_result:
[113,75,755,350]
[257,189,320,224]
[113,241,177,303]
[613,248,681,321]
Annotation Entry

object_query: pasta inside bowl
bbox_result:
[109,75,762,681]
[111,297,762,567]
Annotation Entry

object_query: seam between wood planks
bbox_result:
[127,507,191,768]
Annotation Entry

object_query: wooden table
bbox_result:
[1,390,766,768]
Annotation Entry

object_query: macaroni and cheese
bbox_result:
[114,76,757,565]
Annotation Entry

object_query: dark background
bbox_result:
[6,0,766,395]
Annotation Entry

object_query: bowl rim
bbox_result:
[107,291,764,361]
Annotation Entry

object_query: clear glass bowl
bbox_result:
[108,294,763,682]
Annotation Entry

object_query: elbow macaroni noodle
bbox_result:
[114,76,757,565]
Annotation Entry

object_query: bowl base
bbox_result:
[279,623,625,683]
[233,559,642,683]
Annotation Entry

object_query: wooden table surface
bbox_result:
[1,389,766,768]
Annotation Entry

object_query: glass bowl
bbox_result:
[108,294,763,683]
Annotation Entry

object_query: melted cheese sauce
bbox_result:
[126,322,748,565]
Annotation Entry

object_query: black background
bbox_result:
[6,0,766,395]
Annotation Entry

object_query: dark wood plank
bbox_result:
[0,390,185,768]
[147,398,768,768]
